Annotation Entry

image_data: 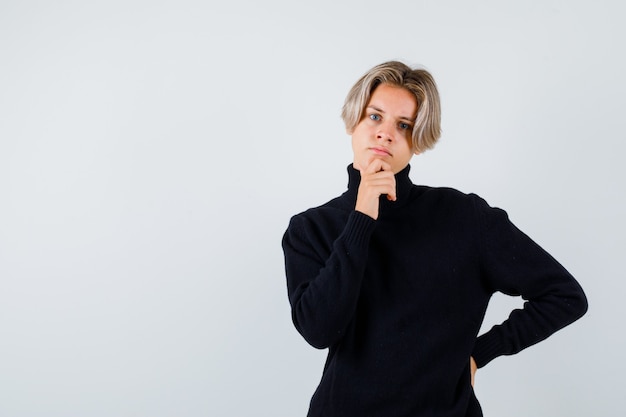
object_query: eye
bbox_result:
[369,113,381,121]
[399,122,412,130]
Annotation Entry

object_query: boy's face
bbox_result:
[350,83,418,174]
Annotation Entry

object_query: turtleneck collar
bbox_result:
[342,163,414,214]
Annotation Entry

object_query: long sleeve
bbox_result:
[470,194,588,367]
[282,210,376,349]
[283,168,588,416]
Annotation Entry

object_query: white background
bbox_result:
[1,0,624,416]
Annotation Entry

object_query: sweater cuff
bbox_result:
[472,331,506,368]
[342,210,376,248]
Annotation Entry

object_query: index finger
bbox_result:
[364,158,392,174]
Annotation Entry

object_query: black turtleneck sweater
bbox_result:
[282,164,587,417]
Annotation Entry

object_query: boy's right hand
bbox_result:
[355,159,396,220]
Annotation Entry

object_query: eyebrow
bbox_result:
[367,105,415,123]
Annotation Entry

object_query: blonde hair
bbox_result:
[341,61,441,153]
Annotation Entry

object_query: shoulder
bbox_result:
[407,185,504,228]
[283,196,358,259]
[285,195,351,236]
[410,184,485,208]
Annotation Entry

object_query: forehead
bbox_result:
[368,83,417,116]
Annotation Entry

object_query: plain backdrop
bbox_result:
[1,0,624,416]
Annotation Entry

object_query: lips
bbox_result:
[370,146,392,156]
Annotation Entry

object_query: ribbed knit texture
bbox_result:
[282,164,587,417]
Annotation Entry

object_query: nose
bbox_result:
[376,121,394,143]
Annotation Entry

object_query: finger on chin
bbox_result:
[368,157,391,173]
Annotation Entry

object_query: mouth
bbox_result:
[369,147,392,156]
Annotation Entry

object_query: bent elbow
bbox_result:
[560,282,588,326]
[304,334,333,350]
[292,315,335,350]
[571,289,588,321]
[291,307,342,349]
